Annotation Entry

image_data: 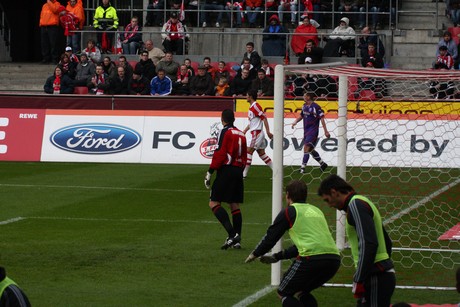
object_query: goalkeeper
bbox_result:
[291,91,330,173]
[204,109,247,250]
[318,174,395,307]
[245,180,340,306]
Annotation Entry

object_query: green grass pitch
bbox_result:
[0,162,458,306]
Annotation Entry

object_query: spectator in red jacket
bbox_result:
[433,45,454,70]
[58,5,81,55]
[291,15,319,55]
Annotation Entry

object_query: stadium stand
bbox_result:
[0,0,453,92]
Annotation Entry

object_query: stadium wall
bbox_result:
[0,94,234,111]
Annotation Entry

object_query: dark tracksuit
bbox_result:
[343,193,396,307]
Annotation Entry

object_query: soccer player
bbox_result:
[242,89,273,178]
[291,91,330,173]
[0,266,31,306]
[245,180,340,306]
[318,174,396,306]
[204,109,247,250]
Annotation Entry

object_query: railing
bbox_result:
[79,29,386,65]
[82,0,400,30]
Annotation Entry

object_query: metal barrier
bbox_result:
[82,0,401,30]
[78,28,386,65]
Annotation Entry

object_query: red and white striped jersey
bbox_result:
[247,101,266,132]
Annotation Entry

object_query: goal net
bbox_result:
[271,62,460,290]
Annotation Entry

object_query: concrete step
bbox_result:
[389,56,434,69]
[393,42,437,57]
[392,29,440,43]
[401,2,445,10]
[397,14,448,30]
[0,63,54,92]
[0,84,43,91]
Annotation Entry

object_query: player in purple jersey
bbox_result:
[291,91,330,173]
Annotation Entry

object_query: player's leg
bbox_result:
[277,259,305,307]
[228,202,242,249]
[302,137,328,172]
[300,143,313,173]
[221,166,244,249]
[310,149,328,172]
[297,258,340,306]
[209,168,237,248]
[210,201,235,239]
[364,272,396,307]
[297,292,317,307]
[243,147,255,178]
[256,148,273,169]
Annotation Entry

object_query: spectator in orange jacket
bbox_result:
[40,0,61,64]
[66,0,85,52]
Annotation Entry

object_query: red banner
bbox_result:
[0,109,46,161]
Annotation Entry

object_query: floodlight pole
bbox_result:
[336,75,348,250]
[271,64,285,286]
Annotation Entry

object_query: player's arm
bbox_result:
[320,116,330,138]
[242,124,249,134]
[251,206,294,257]
[205,129,228,188]
[291,113,302,129]
[348,199,378,283]
[262,117,273,139]
[259,245,299,264]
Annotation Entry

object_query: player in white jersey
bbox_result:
[242,89,273,178]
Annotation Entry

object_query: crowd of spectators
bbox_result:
[44,40,283,97]
[39,0,398,64]
[42,0,460,100]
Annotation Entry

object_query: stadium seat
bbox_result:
[74,86,88,95]
[347,76,359,99]
[447,27,460,45]
[359,89,376,100]
[129,61,138,70]
[191,61,199,73]
[226,61,240,72]
[228,69,237,81]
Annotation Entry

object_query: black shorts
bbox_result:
[210,165,244,203]
[278,256,340,297]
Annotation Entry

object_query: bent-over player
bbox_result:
[318,174,396,306]
[245,180,340,306]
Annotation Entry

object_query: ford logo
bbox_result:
[50,124,142,154]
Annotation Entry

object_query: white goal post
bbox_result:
[272,62,349,286]
[271,62,460,289]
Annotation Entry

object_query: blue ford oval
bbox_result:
[50,124,142,154]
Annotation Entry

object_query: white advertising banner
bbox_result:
[40,111,460,168]
[41,113,146,163]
